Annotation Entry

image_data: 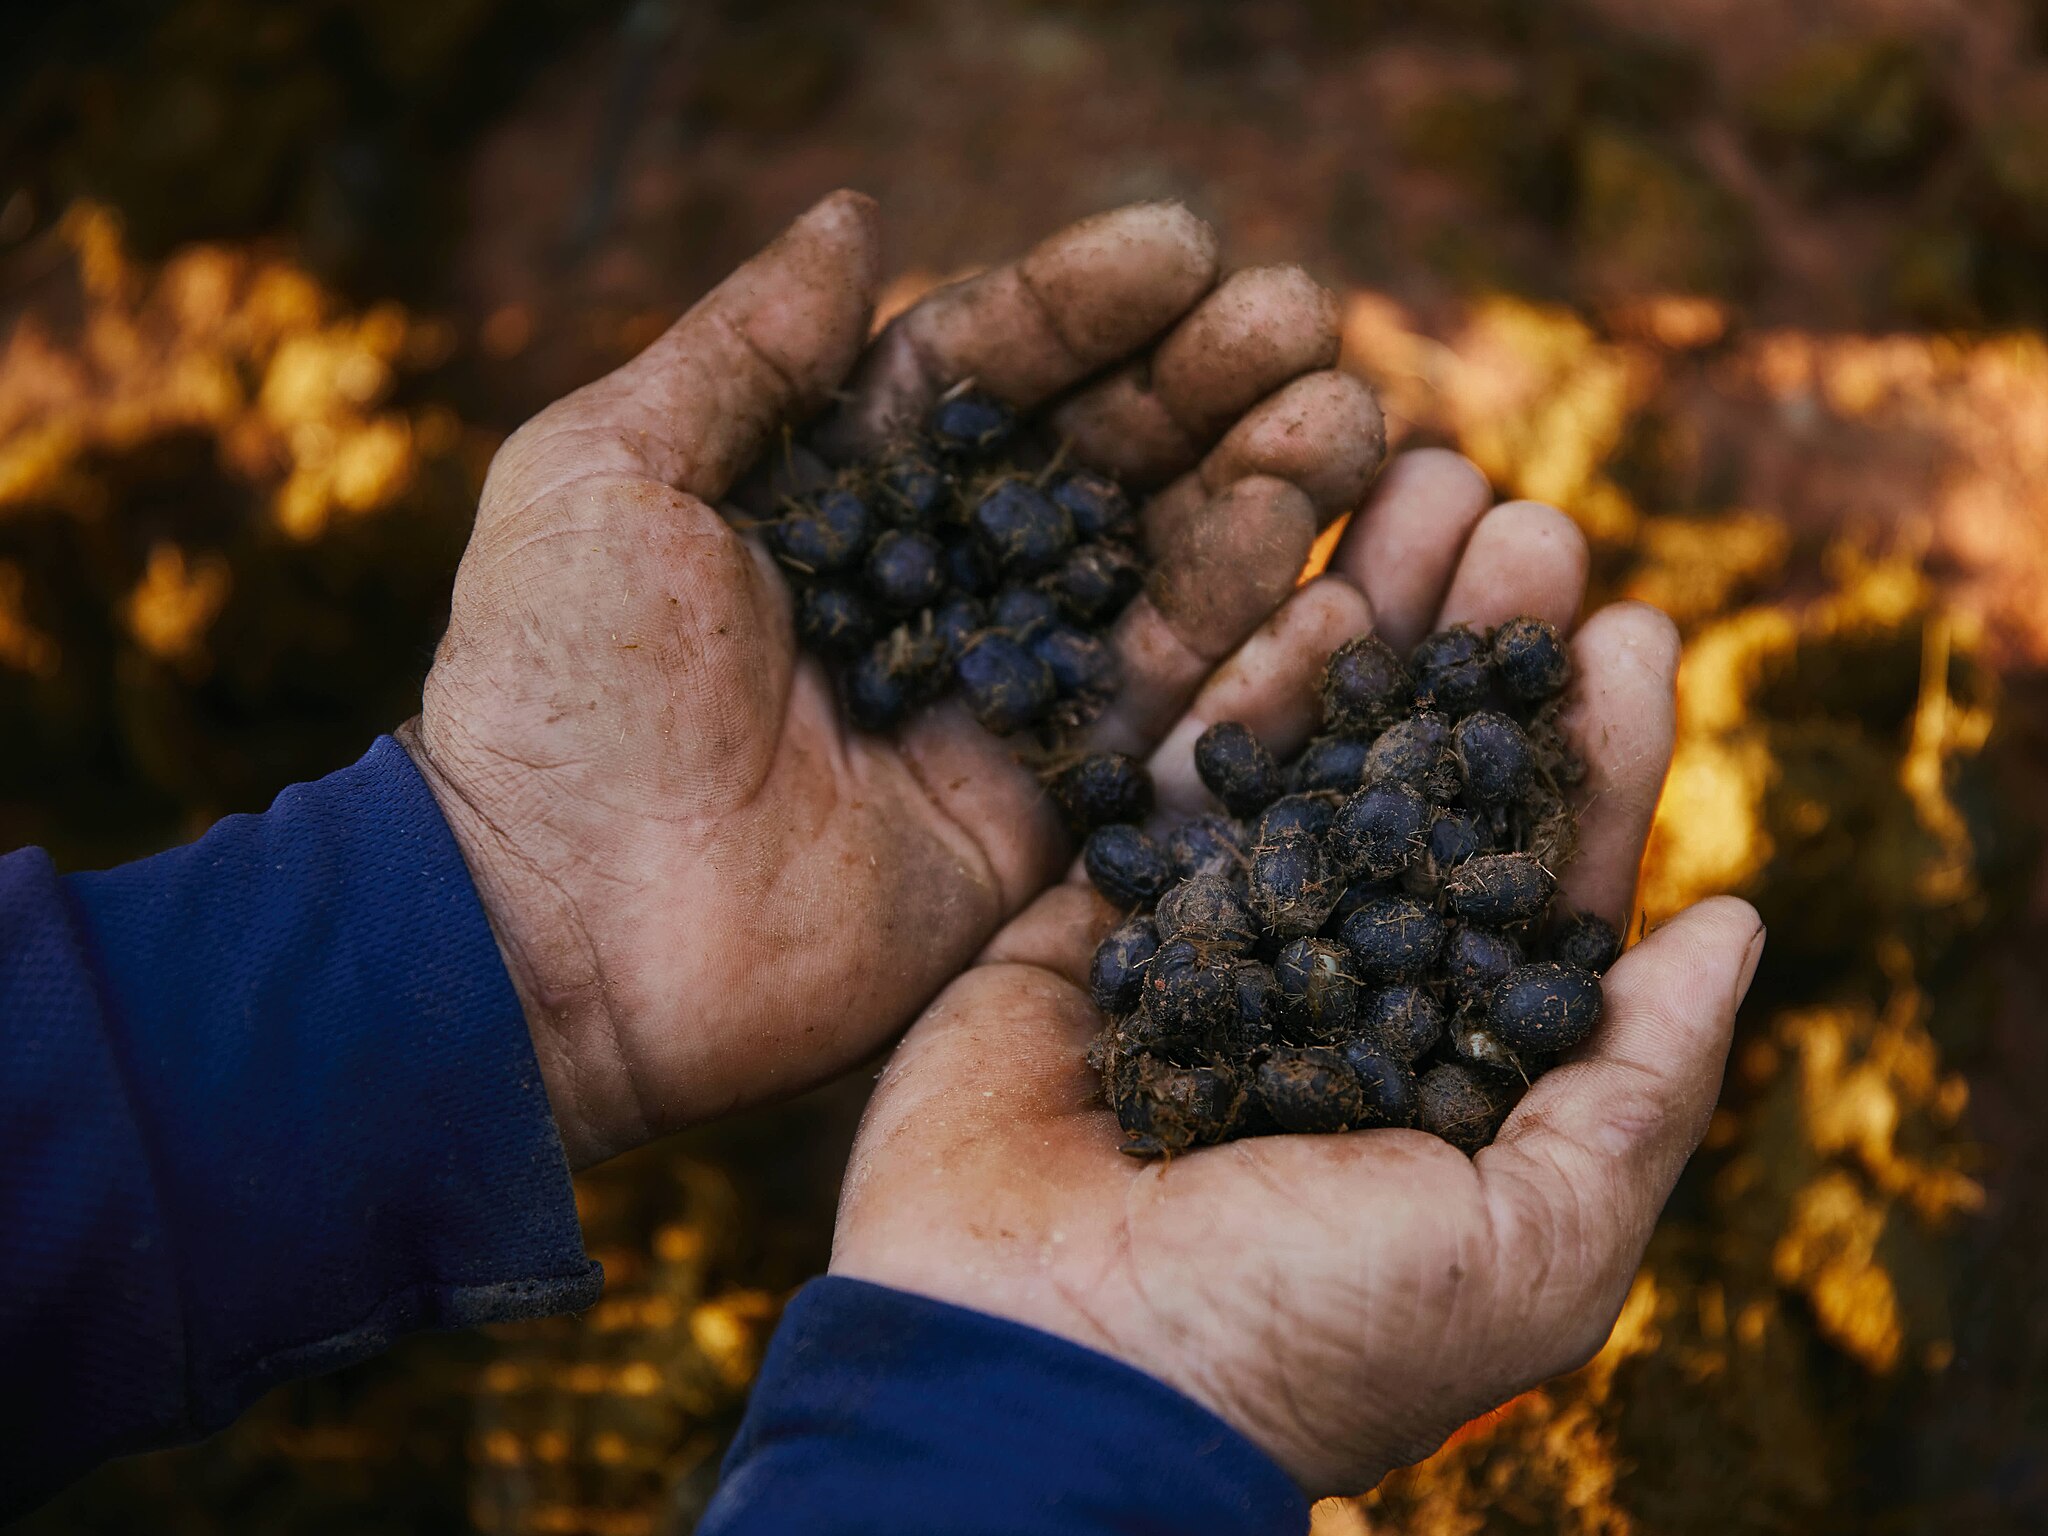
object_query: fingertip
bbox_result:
[1020,201,1222,362]
[1621,895,1765,1006]
[1134,199,1224,282]
[1583,896,1764,1104]
[975,882,1119,994]
[1438,499,1590,634]
[788,188,882,268]
[1202,370,1388,523]
[810,186,880,231]
[1147,263,1343,442]
[1403,446,1491,500]
[1579,599,1680,670]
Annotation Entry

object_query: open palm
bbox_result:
[830,474,1766,1495]
[405,192,1387,1165]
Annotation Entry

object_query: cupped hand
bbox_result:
[829,459,1768,1495]
[403,191,1385,1166]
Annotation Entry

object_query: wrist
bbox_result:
[707,1276,1311,1535]
[394,716,646,1168]
[827,1243,1397,1496]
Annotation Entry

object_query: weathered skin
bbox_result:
[403,191,1381,1165]
[831,502,1769,1497]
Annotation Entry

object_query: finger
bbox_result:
[488,190,880,513]
[1324,449,1494,655]
[977,882,1120,992]
[872,884,1114,1142]
[1141,371,1387,552]
[1083,474,1321,756]
[1556,603,1682,927]
[1146,577,1375,814]
[1047,265,1341,486]
[1478,897,1764,1362]
[818,203,1220,458]
[1435,500,1589,635]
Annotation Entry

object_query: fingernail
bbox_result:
[1733,923,1767,1009]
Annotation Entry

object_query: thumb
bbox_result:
[1476,896,1765,1349]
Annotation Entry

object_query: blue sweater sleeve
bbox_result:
[0,736,601,1516]
[702,1277,1311,1536]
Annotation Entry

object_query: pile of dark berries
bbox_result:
[763,388,1146,737]
[1072,615,1620,1158]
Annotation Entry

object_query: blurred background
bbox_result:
[6,0,2048,1530]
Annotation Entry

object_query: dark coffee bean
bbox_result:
[865,528,947,610]
[1220,960,1283,1054]
[878,450,949,522]
[1090,915,1160,1015]
[1116,1056,1243,1153]
[1492,615,1571,703]
[1084,824,1173,909]
[1452,710,1535,805]
[1489,962,1603,1054]
[1046,751,1154,834]
[1411,624,1495,717]
[1417,1062,1514,1154]
[943,538,998,595]
[1050,469,1135,541]
[1292,734,1374,795]
[1550,912,1621,973]
[1256,1048,1368,1133]
[1254,793,1339,845]
[1360,983,1446,1061]
[1321,633,1411,731]
[991,585,1061,638]
[1339,1040,1420,1128]
[1248,830,1341,939]
[1156,875,1258,954]
[844,625,947,731]
[1336,894,1446,980]
[1195,722,1282,817]
[1044,543,1143,625]
[1033,624,1117,698]
[1442,926,1525,1001]
[1444,852,1555,924]
[955,632,1057,734]
[797,584,876,654]
[843,647,909,731]
[973,480,1076,574]
[1425,807,1491,870]
[1328,878,1398,929]
[1329,780,1431,881]
[1364,712,1456,800]
[930,390,1017,456]
[1136,936,1237,1043]
[1275,937,1361,1039]
[1167,813,1246,883]
[773,487,874,573]
[932,594,984,658]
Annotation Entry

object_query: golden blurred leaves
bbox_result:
[0,204,436,639]
[1340,284,2016,1534]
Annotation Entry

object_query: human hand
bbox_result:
[829,460,1767,1494]
[401,191,1385,1166]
